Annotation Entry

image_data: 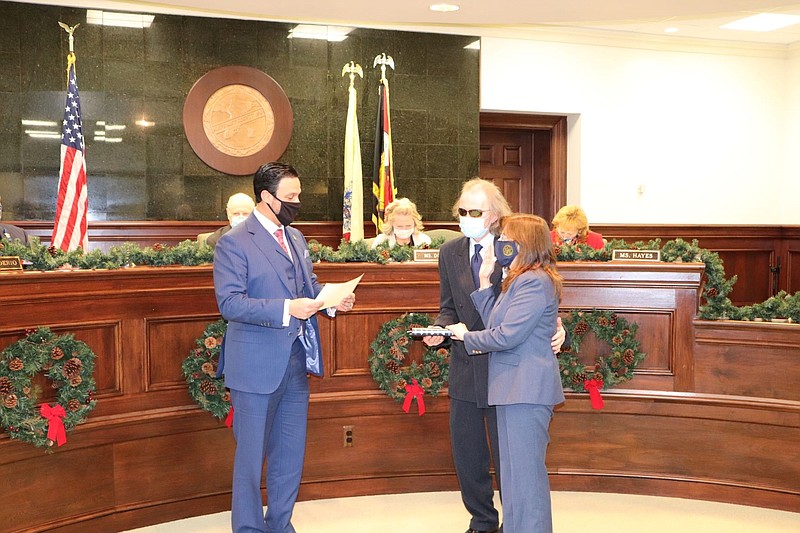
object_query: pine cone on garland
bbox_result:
[199,380,218,396]
[4,393,18,408]
[51,346,65,360]
[385,360,400,374]
[8,358,23,371]
[69,375,83,387]
[574,321,590,336]
[68,399,81,412]
[61,357,83,378]
[706,287,719,297]
[153,243,165,252]
[623,349,635,364]
[428,362,441,377]
[0,377,13,395]
[389,345,403,359]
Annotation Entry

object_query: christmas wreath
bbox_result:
[0,327,97,450]
[369,313,450,410]
[181,319,231,421]
[558,309,645,392]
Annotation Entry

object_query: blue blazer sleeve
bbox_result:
[463,274,548,355]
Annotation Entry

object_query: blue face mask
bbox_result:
[459,216,488,240]
[494,240,519,267]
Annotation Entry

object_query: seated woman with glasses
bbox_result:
[371,197,432,249]
[550,205,604,250]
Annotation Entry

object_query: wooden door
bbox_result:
[479,113,567,224]
[479,130,534,214]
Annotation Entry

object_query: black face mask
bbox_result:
[268,197,301,226]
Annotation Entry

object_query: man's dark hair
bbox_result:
[253,162,298,202]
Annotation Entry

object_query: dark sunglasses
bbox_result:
[457,207,485,218]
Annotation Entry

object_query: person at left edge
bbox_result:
[213,162,355,533]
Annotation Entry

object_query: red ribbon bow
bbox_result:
[225,406,235,429]
[583,379,605,410]
[40,403,67,446]
[402,379,426,416]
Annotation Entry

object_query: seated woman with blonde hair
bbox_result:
[371,198,431,249]
[550,205,604,250]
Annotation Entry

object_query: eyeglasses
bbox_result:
[458,208,485,218]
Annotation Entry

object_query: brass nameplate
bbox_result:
[0,256,23,271]
[612,249,661,261]
[414,249,440,262]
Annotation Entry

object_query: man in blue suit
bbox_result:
[213,162,355,533]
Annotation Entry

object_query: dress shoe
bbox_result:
[465,528,499,533]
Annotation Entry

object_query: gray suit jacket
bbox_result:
[0,223,29,245]
[212,214,324,394]
[435,236,502,407]
[464,269,565,407]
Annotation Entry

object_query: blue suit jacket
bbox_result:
[213,214,324,394]
[464,269,565,407]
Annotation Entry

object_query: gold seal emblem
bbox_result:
[202,84,275,158]
[502,243,514,257]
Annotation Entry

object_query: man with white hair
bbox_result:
[206,192,256,247]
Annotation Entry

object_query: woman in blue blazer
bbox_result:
[448,213,564,533]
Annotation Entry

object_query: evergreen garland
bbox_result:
[0,328,97,450]
[2,234,797,322]
[368,313,450,402]
[558,309,645,391]
[181,320,230,420]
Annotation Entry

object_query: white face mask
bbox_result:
[230,214,247,227]
[459,216,488,240]
[393,228,414,239]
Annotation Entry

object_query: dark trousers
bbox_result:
[450,397,502,531]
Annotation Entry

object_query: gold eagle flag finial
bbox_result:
[372,53,394,84]
[341,61,363,89]
[58,21,80,53]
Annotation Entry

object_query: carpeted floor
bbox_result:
[122,490,800,532]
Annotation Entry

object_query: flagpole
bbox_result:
[342,61,364,242]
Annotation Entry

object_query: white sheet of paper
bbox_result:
[315,274,363,308]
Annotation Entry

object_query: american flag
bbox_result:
[51,55,88,252]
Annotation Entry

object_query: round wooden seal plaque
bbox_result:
[183,66,293,175]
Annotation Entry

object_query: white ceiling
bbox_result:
[17,0,800,46]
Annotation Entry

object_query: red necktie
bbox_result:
[274,227,289,254]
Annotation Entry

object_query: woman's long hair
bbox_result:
[500,213,562,300]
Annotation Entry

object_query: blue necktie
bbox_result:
[471,243,482,289]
